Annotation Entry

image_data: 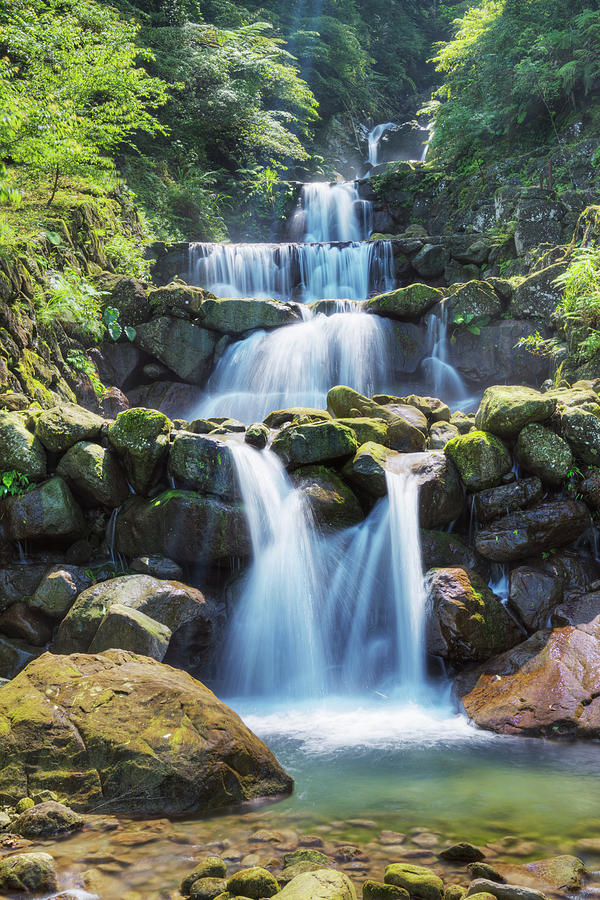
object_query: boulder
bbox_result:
[450,411,475,434]
[561,407,600,466]
[335,416,389,448]
[389,395,450,423]
[0,564,47,613]
[197,296,301,334]
[0,602,52,646]
[56,441,130,508]
[134,316,219,384]
[450,321,551,387]
[446,281,503,321]
[271,421,358,467]
[364,284,443,321]
[497,856,587,893]
[475,387,556,438]
[226,867,280,898]
[148,282,213,318]
[169,432,240,499]
[413,244,449,278]
[456,624,600,738]
[130,555,184,581]
[465,881,547,900]
[54,575,215,657]
[128,381,198,420]
[264,408,331,428]
[429,422,459,450]
[114,491,250,564]
[0,634,41,679]
[11,800,83,837]
[509,565,564,632]
[385,863,444,900]
[246,422,269,449]
[438,843,484,862]
[35,404,104,454]
[342,442,399,498]
[108,407,171,494]
[0,650,293,813]
[445,431,512,491]
[103,275,151,325]
[88,603,172,661]
[0,411,46,479]
[0,852,57,893]
[421,531,487,577]
[278,870,357,899]
[474,478,543,524]
[182,858,228,893]
[1,477,85,544]
[551,591,600,628]
[364,882,409,900]
[328,387,426,451]
[190,876,228,898]
[291,466,363,530]
[474,501,589,562]
[392,451,464,529]
[426,568,522,670]
[29,565,92,619]
[509,264,564,318]
[515,424,573,486]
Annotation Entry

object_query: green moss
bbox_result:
[445,430,512,490]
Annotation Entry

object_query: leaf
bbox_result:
[108,321,122,341]
[45,231,62,246]
[103,307,120,326]
[125,325,137,342]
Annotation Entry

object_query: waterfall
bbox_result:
[194,305,395,423]
[422,300,469,405]
[300,182,371,242]
[368,122,396,166]
[224,445,430,701]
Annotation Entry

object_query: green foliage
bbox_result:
[0,0,169,203]
[554,247,600,323]
[0,470,31,500]
[38,267,106,341]
[103,307,137,343]
[66,349,106,397]
[452,312,492,335]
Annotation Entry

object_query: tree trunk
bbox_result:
[47,166,60,206]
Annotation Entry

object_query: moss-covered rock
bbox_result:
[263,408,331,428]
[29,565,92,619]
[0,650,293,814]
[291,465,363,530]
[11,800,83,837]
[134,316,219,385]
[190,877,229,899]
[245,422,269,449]
[169,432,240,499]
[197,297,301,334]
[474,477,543,524]
[2,476,85,544]
[278,869,356,899]
[283,849,333,867]
[445,431,512,491]
[56,440,129,508]
[364,284,443,321]
[88,603,172,661]
[391,395,450,423]
[108,407,171,494]
[182,859,228,894]
[0,852,57,893]
[328,387,426,451]
[342,441,399,498]
[35,404,104,453]
[335,416,389,447]
[446,281,503,321]
[363,882,409,900]
[226,867,280,898]
[515,424,573,485]
[430,422,460,450]
[475,386,556,438]
[561,407,600,466]
[0,410,46,479]
[384,863,444,900]
[450,411,475,434]
[271,420,358,467]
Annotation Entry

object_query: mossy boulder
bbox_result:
[190,877,229,899]
[413,244,449,278]
[363,882,409,900]
[450,411,475,434]
[56,440,129,508]
[438,842,485,862]
[278,870,356,899]
[335,416,389,447]
[0,650,293,814]
[425,567,522,670]
[264,408,331,428]
[108,407,171,494]
[134,316,219,384]
[245,422,269,449]
[148,282,213,318]
[88,603,172,661]
[29,565,92,619]
[515,424,573,486]
[1,476,85,544]
[474,501,589,562]
[271,420,358,467]
[0,411,46,479]
[291,465,363,530]
[430,422,460,450]
[35,404,104,453]
[392,395,450,423]
[561,407,600,466]
[0,852,57,893]
[197,296,301,334]
[445,431,512,491]
[283,849,333,867]
[169,432,240,499]
[342,442,399,498]
[182,859,228,894]
[384,863,444,900]
[328,387,425,451]
[11,800,83,837]
[226,867,280,898]
[475,386,556,438]
[446,281,503,321]
[364,284,443,321]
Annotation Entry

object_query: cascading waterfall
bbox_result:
[224,444,431,702]
[422,300,470,406]
[368,122,396,166]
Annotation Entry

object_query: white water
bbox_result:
[422,300,471,407]
[367,120,432,167]
[300,182,371,242]
[224,445,437,705]
[368,122,396,166]
[194,305,395,422]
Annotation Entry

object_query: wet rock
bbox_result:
[283,849,333,867]
[335,417,390,448]
[465,880,547,900]
[278,869,356,899]
[515,424,573,486]
[342,442,398,498]
[127,381,198,420]
[11,801,84,837]
[385,863,444,900]
[291,466,364,530]
[508,566,564,632]
[473,479,543,525]
[561,407,600,466]
[0,650,293,813]
[0,564,47,612]
[0,634,41,679]
[134,316,219,384]
[226,866,280,898]
[35,404,104,453]
[2,477,86,545]
[54,575,214,656]
[0,851,57,893]
[189,876,228,899]
[497,856,587,892]
[29,565,92,619]
[114,491,250,564]
[57,441,130,508]
[0,410,46,479]
[439,843,485,863]
[446,282,503,321]
[393,451,464,529]
[364,881,409,900]
[426,568,522,670]
[196,296,301,334]
[450,322,550,388]
[393,395,450,423]
[272,420,358,467]
[130,555,184,580]
[169,432,240,499]
[509,264,564,318]
[264,408,331,428]
[450,411,475,434]
[445,887,467,900]
[430,422,459,450]
[468,864,504,882]
[88,603,172,661]
[108,407,171,494]
[475,387,556,438]
[328,388,426,451]
[551,591,600,627]
[100,386,129,419]
[445,431,512,491]
[580,466,600,511]
[246,423,269,449]
[364,284,443,320]
[456,624,600,738]
[474,501,589,562]
[0,602,52,646]
[182,858,228,894]
[413,245,449,278]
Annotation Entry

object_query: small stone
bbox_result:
[379,831,406,845]
[189,877,228,900]
[439,843,485,862]
[445,887,467,900]
[15,798,34,814]
[283,849,332,867]
[246,423,269,449]
[465,879,547,900]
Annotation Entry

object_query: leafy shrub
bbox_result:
[38,268,106,341]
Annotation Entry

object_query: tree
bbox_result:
[0,0,169,203]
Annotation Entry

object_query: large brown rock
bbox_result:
[474,501,589,562]
[456,623,600,738]
[426,568,522,670]
[0,650,293,813]
[474,478,543,524]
